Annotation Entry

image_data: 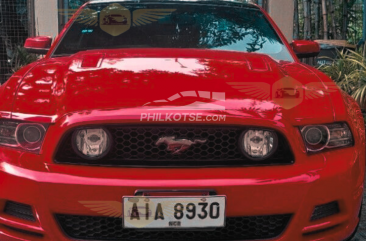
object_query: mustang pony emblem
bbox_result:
[155,136,207,154]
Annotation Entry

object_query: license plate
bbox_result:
[122,196,226,229]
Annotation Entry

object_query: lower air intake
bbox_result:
[4,201,35,222]
[56,214,292,240]
[310,201,340,221]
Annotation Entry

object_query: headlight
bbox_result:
[240,129,278,160]
[72,128,111,160]
[0,120,48,153]
[301,123,353,152]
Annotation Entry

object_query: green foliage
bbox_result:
[68,0,88,9]
[10,46,38,73]
[319,45,366,109]
[346,0,363,44]
[296,0,363,43]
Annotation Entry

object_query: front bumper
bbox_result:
[0,145,364,241]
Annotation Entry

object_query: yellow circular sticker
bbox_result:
[100,3,131,36]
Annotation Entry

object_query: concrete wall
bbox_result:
[34,0,59,39]
[267,0,294,43]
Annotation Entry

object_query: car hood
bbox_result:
[11,49,336,125]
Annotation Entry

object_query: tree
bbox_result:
[294,0,362,43]
[342,0,348,39]
[303,0,312,39]
[314,0,320,39]
[329,0,338,39]
[322,0,328,39]
[294,0,300,39]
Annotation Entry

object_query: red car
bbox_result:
[0,0,364,240]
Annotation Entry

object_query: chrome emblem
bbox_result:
[155,136,207,155]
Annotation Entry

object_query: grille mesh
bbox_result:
[4,201,35,222]
[310,201,340,221]
[56,214,291,240]
[55,126,294,166]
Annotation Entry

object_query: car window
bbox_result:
[53,2,294,62]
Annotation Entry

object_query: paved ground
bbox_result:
[350,178,366,240]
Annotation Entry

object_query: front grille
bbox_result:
[55,126,295,167]
[56,214,292,240]
[4,201,35,222]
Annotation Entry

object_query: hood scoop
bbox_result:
[80,53,104,68]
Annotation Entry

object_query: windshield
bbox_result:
[53,2,294,62]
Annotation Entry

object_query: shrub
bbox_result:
[10,45,38,73]
[319,46,366,109]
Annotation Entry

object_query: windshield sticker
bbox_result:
[59,5,176,37]
[100,4,131,36]
[81,29,94,33]
[132,9,177,27]
[59,8,98,26]
[59,3,176,37]
[100,4,176,36]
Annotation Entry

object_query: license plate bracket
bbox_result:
[122,196,226,229]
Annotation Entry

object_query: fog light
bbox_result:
[240,129,278,160]
[73,128,111,160]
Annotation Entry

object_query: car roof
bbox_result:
[88,0,259,9]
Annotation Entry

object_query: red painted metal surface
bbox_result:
[292,40,321,57]
[0,2,364,241]
[24,37,52,50]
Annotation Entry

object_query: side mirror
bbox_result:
[24,36,52,55]
[292,40,320,58]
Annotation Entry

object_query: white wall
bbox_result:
[267,0,294,42]
[34,0,59,39]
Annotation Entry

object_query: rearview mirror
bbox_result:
[292,40,320,58]
[24,36,52,55]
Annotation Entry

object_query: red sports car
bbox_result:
[0,0,364,241]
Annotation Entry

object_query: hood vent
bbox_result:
[81,54,104,68]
